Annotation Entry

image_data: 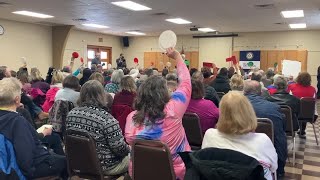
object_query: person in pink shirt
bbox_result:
[187,79,219,134]
[125,48,191,180]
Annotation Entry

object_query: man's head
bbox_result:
[218,67,228,77]
[0,66,11,80]
[274,76,287,91]
[244,80,262,96]
[0,78,22,109]
[251,72,262,82]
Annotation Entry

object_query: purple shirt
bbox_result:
[186,98,219,134]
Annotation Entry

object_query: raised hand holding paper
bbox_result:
[159,30,177,51]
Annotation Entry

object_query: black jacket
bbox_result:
[210,75,231,94]
[179,148,265,180]
[204,85,220,107]
[266,90,300,131]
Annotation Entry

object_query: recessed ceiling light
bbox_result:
[82,23,109,28]
[289,23,306,29]
[198,28,216,32]
[12,11,54,18]
[166,18,192,24]
[126,31,146,35]
[111,1,151,11]
[281,10,304,18]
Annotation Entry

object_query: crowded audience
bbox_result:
[0,47,318,180]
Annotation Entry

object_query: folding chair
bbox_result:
[182,113,203,150]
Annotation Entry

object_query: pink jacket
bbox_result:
[125,56,191,180]
[42,87,60,112]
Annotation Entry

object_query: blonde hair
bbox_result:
[89,72,104,85]
[120,76,136,93]
[230,74,244,91]
[0,78,22,107]
[217,91,257,135]
[30,67,42,81]
[51,70,64,85]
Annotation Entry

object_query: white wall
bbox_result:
[63,29,122,69]
[0,19,52,75]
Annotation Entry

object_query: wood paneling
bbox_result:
[144,51,199,71]
[232,50,308,72]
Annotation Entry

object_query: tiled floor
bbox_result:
[283,102,320,180]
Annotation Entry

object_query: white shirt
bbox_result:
[202,129,278,180]
[55,88,80,106]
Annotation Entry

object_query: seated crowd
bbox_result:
[0,48,318,180]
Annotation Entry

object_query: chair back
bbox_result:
[111,104,133,135]
[217,92,225,99]
[256,118,274,143]
[132,139,176,180]
[65,129,103,180]
[280,105,294,137]
[182,113,203,150]
[299,97,316,122]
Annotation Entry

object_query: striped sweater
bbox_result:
[66,105,130,171]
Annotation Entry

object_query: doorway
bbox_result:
[87,45,112,69]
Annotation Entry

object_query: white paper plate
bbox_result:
[159,30,177,51]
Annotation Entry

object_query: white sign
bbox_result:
[282,60,301,78]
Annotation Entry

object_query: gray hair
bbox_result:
[192,71,204,82]
[0,78,22,107]
[111,69,124,84]
[274,76,287,90]
[244,80,262,95]
[166,73,178,82]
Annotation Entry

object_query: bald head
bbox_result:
[244,80,262,95]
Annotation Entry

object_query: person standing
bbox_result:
[116,54,127,69]
[91,52,101,65]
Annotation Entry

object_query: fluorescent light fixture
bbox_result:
[198,28,216,32]
[82,23,109,28]
[281,10,304,18]
[126,31,145,35]
[12,11,54,18]
[111,1,151,11]
[289,23,306,29]
[166,18,192,24]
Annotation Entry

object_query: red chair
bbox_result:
[111,104,133,135]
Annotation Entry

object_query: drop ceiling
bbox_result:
[0,0,320,36]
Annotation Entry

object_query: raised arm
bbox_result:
[165,48,191,118]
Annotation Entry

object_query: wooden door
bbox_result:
[87,45,112,69]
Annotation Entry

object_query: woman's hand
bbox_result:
[166,47,180,60]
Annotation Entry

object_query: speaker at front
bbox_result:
[123,36,129,47]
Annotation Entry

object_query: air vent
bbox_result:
[254,4,275,9]
[151,12,168,16]
[0,2,12,7]
[274,22,286,25]
[72,18,88,22]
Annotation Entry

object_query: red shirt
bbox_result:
[288,83,316,98]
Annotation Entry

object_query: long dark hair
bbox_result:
[133,76,170,125]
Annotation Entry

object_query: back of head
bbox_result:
[251,72,262,82]
[123,68,130,75]
[10,71,17,78]
[228,67,235,78]
[192,71,204,82]
[243,80,262,96]
[274,76,287,90]
[230,74,244,91]
[191,79,204,99]
[17,70,29,84]
[166,73,178,82]
[145,69,154,77]
[162,68,169,77]
[219,67,228,77]
[30,67,42,82]
[217,91,257,135]
[120,76,136,93]
[89,72,104,85]
[0,78,22,108]
[63,75,80,90]
[52,70,64,84]
[167,81,178,94]
[0,66,7,80]
[201,67,212,79]
[296,72,311,87]
[152,70,159,76]
[78,80,107,108]
[189,68,198,77]
[111,69,124,84]
[266,68,275,79]
[133,76,170,125]
[62,66,71,73]
[82,68,92,78]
